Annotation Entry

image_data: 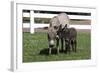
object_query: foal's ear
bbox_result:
[65,24,68,28]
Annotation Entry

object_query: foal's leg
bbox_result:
[56,38,59,54]
[72,40,77,52]
[74,40,77,52]
[65,40,70,54]
[65,41,68,53]
[68,40,71,54]
[61,38,64,51]
[71,39,75,52]
[71,40,74,52]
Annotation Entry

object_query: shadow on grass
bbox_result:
[39,48,49,55]
[39,48,61,55]
[39,48,67,55]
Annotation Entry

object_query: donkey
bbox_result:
[47,27,59,54]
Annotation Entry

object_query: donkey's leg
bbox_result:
[49,46,52,55]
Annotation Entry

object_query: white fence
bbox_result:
[23,11,91,34]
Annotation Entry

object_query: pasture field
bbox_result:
[23,31,91,62]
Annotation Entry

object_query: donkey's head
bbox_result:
[48,27,57,47]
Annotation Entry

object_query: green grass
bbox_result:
[23,31,91,62]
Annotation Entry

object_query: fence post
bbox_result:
[30,10,34,34]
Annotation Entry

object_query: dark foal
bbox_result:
[58,24,77,53]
